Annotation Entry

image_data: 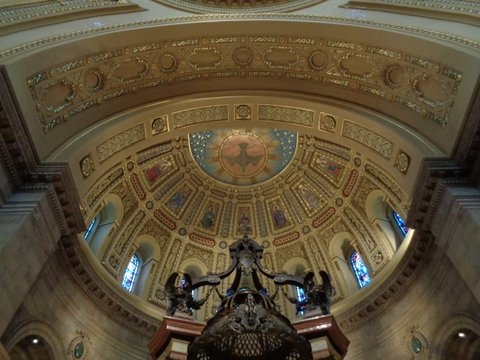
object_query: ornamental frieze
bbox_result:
[26,34,462,134]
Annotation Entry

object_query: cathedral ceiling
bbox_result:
[1,7,479,332]
[56,93,432,324]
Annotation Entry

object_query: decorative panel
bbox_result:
[172,106,228,129]
[24,32,463,136]
[96,125,145,163]
[258,105,314,127]
[342,121,393,159]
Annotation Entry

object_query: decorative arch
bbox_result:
[429,313,480,360]
[281,257,312,318]
[84,194,124,261]
[365,189,398,256]
[123,235,162,298]
[329,232,368,297]
[178,259,209,320]
[281,257,311,276]
[3,319,66,360]
[180,259,208,278]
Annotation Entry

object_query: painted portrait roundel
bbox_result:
[189,129,297,186]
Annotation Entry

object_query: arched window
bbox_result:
[350,251,371,288]
[121,254,141,292]
[83,217,97,240]
[392,211,409,237]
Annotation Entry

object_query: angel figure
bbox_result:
[286,271,334,315]
[163,272,211,316]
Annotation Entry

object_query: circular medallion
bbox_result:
[309,50,329,70]
[190,129,297,186]
[233,47,253,67]
[411,336,423,354]
[83,69,104,93]
[80,156,94,178]
[219,240,228,249]
[68,334,88,360]
[383,64,405,89]
[219,133,267,179]
[73,342,85,359]
[158,53,178,73]
[302,225,311,234]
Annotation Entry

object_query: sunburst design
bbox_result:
[189,128,297,186]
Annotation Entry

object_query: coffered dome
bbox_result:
[54,91,437,328]
[1,0,480,358]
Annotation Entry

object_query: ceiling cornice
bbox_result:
[0,66,84,235]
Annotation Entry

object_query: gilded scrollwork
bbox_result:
[172,106,228,129]
[96,124,145,163]
[21,32,463,136]
[342,121,393,160]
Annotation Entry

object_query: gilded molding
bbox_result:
[2,14,479,61]
[17,28,463,133]
[0,0,142,36]
[343,0,480,27]
[152,0,326,13]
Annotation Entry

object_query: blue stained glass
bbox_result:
[296,287,306,302]
[122,254,140,292]
[296,287,306,315]
[351,251,371,288]
[393,211,409,236]
[83,217,97,240]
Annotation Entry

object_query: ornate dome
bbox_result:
[65,91,429,331]
[1,1,480,358]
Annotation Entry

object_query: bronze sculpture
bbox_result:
[162,234,335,360]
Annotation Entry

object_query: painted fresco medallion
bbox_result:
[189,129,297,186]
[219,133,267,179]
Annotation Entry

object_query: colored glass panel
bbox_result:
[122,254,140,292]
[351,251,371,288]
[296,286,306,315]
[83,217,97,240]
[393,211,408,236]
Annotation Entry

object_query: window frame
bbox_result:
[350,251,371,289]
[121,253,142,292]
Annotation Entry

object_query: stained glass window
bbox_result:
[296,287,306,315]
[122,254,140,292]
[393,211,408,237]
[83,217,97,240]
[350,251,371,288]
